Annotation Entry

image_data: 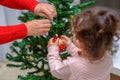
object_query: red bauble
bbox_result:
[52,37,66,52]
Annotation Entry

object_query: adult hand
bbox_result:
[34,3,57,21]
[25,19,51,36]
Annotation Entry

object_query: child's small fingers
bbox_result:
[49,38,54,42]
[55,38,59,43]
[47,38,55,47]
[47,38,53,44]
[61,35,69,41]
[61,35,66,39]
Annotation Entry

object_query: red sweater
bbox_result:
[0,0,39,44]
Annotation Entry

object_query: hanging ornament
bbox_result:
[52,35,66,52]
[58,38,66,52]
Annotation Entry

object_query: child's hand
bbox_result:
[48,36,67,52]
[48,37,59,47]
[61,35,72,46]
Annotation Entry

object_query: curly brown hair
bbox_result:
[71,7,120,59]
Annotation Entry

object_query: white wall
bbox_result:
[0,6,8,60]
[112,40,120,76]
[0,6,22,60]
[39,0,80,4]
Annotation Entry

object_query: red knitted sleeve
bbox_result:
[0,0,39,12]
[0,24,27,44]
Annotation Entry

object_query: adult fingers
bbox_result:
[36,28,50,36]
[37,19,51,24]
[47,5,57,17]
[41,6,56,21]
[38,13,48,19]
[41,8,52,20]
[35,24,51,31]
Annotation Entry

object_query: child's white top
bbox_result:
[47,43,112,80]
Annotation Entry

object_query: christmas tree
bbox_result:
[6,0,95,79]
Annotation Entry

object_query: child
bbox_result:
[47,7,120,80]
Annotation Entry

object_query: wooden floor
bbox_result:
[111,73,120,80]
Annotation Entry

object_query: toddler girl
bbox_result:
[47,7,120,80]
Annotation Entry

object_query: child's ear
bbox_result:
[76,39,84,48]
[76,40,80,45]
[75,39,81,48]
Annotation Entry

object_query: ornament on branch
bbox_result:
[52,34,66,52]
